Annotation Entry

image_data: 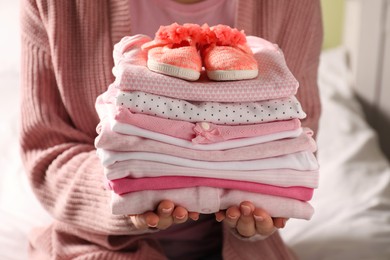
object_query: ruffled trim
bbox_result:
[154,22,202,45]
[142,23,248,51]
[201,24,247,46]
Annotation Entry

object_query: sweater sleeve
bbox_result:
[274,0,323,135]
[19,0,148,235]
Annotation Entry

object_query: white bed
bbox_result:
[1,1,390,259]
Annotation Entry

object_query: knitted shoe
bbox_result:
[142,23,202,81]
[201,24,259,81]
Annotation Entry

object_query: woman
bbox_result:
[20,0,322,259]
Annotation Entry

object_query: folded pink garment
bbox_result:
[104,160,319,188]
[107,176,314,201]
[111,120,303,151]
[110,103,301,144]
[113,35,299,102]
[95,121,317,161]
[111,187,314,220]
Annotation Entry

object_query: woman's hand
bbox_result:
[128,200,200,230]
[215,201,287,237]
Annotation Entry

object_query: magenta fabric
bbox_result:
[107,175,313,201]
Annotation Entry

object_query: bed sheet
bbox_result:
[280,48,390,259]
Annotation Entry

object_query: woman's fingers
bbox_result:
[156,200,175,230]
[224,206,241,228]
[222,202,288,238]
[189,212,200,221]
[129,211,159,229]
[253,208,276,236]
[172,206,189,224]
[236,201,256,237]
[215,211,226,222]
[273,217,288,229]
[128,201,200,230]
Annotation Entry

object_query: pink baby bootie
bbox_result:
[200,24,259,81]
[142,23,203,81]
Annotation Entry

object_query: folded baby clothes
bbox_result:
[107,176,314,201]
[97,88,303,142]
[110,120,303,151]
[106,96,303,143]
[95,121,317,161]
[113,35,299,102]
[97,150,319,171]
[104,160,319,188]
[111,187,315,220]
[95,29,320,221]
[115,90,306,125]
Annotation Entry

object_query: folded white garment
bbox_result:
[97,149,319,171]
[111,187,314,220]
[104,160,319,188]
[116,90,306,125]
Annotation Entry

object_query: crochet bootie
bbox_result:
[200,24,259,81]
[142,23,203,81]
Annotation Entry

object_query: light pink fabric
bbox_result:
[96,90,302,143]
[107,176,314,201]
[96,121,317,161]
[104,160,319,188]
[111,186,314,220]
[113,35,299,102]
[97,150,319,171]
[111,120,303,151]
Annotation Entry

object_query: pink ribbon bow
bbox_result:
[192,122,225,144]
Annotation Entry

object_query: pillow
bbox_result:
[280,48,390,259]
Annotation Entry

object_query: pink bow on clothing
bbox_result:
[192,122,225,144]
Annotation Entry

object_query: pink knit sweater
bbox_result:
[20,0,322,238]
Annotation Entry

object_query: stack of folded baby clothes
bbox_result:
[95,23,319,220]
